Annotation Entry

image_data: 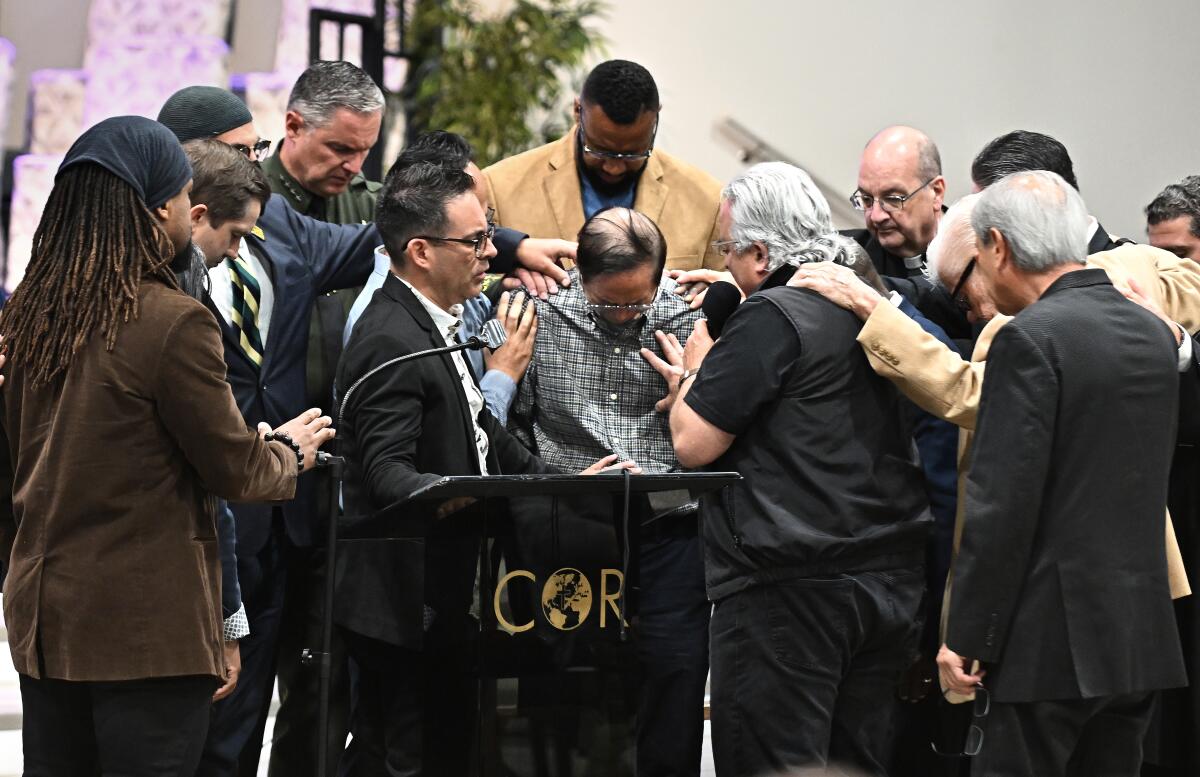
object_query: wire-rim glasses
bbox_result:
[850,177,936,213]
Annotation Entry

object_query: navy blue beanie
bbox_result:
[57,116,192,209]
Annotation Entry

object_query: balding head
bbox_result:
[855,125,945,258]
[863,125,941,181]
[576,207,667,283]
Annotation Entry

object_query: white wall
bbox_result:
[591,0,1200,240]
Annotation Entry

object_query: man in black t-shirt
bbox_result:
[659,162,931,777]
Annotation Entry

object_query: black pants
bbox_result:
[21,673,214,777]
[634,531,711,777]
[975,692,1154,777]
[200,524,351,777]
[709,567,924,777]
[338,630,476,777]
[270,542,352,777]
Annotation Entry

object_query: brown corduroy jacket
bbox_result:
[0,279,297,682]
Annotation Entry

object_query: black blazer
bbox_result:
[334,274,550,650]
[210,194,379,555]
[947,269,1186,702]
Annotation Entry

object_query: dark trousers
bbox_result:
[709,567,924,777]
[21,673,214,777]
[270,543,352,777]
[338,629,476,777]
[634,531,711,777]
[975,692,1154,777]
[199,524,351,777]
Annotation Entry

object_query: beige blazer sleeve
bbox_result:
[855,300,1008,430]
[1089,244,1200,334]
[858,299,1191,601]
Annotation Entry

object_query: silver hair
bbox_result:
[970,170,1089,272]
[287,60,385,128]
[723,162,861,272]
[926,194,980,287]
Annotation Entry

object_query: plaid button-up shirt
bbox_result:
[510,270,702,474]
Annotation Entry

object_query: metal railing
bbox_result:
[713,116,861,230]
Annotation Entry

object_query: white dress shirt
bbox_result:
[207,237,275,347]
[395,276,490,474]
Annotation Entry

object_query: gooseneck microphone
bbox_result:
[334,317,508,427]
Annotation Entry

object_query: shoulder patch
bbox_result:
[251,225,265,241]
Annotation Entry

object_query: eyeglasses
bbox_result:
[230,139,272,162]
[583,281,660,318]
[408,219,496,260]
[711,239,740,258]
[931,685,990,758]
[850,177,936,214]
[578,114,657,161]
[585,300,656,316]
[949,257,978,313]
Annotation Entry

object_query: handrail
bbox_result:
[713,116,861,230]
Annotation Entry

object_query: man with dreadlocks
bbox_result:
[0,116,335,776]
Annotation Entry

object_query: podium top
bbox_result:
[404,472,740,501]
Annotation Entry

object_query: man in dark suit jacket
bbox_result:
[939,171,1186,777]
[336,161,625,775]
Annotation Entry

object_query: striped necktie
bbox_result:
[226,256,264,368]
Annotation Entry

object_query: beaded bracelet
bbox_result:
[265,431,304,474]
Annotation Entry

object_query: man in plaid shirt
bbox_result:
[509,207,710,777]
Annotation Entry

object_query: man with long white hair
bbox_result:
[663,162,932,776]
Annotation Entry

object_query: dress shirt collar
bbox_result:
[372,246,390,277]
[394,275,464,340]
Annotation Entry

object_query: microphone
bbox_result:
[476,318,507,351]
[701,281,742,338]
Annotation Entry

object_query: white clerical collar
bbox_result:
[394,275,464,339]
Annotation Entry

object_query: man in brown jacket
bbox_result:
[0,116,334,777]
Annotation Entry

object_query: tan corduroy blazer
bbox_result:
[0,279,298,682]
[483,130,724,272]
[857,243,1200,611]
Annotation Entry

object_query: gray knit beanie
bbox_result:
[157,85,254,142]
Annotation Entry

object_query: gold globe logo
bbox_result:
[540,567,593,631]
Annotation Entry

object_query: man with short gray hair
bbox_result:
[667,161,931,776]
[940,171,1186,776]
[261,60,385,218]
[1147,174,1200,261]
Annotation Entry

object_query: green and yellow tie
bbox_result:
[227,256,264,368]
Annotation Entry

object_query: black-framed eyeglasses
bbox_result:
[407,220,496,260]
[850,177,936,214]
[578,113,657,161]
[931,685,990,758]
[949,257,978,313]
[230,139,272,162]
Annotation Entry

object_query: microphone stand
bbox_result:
[308,334,493,777]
